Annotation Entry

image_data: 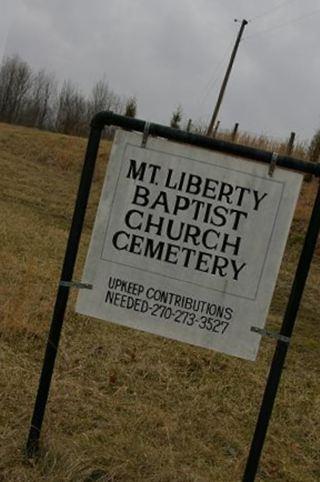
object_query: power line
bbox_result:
[245,6,320,41]
[250,0,298,22]
[201,45,233,99]
[202,42,234,93]
[194,38,235,111]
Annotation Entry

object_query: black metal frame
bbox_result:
[26,112,320,482]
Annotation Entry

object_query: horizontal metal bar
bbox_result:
[91,111,320,177]
[59,280,93,290]
[251,326,290,344]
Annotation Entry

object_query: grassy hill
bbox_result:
[0,123,319,481]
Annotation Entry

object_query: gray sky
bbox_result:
[2,0,320,142]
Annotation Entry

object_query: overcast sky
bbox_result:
[2,0,320,142]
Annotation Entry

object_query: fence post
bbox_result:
[286,132,295,155]
[232,122,239,142]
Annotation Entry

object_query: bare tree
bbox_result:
[0,54,135,136]
[22,69,56,129]
[87,78,110,120]
[0,55,32,123]
[87,78,125,121]
[112,95,125,115]
[55,80,87,135]
[170,105,183,129]
[309,129,320,164]
[124,96,137,118]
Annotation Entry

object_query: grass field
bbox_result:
[0,122,319,481]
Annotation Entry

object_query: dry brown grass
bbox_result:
[217,130,309,161]
[0,123,319,481]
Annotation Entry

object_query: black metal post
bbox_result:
[242,180,320,481]
[26,126,103,455]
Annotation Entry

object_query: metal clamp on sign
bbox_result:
[251,326,290,344]
[59,280,93,290]
[268,152,279,177]
[141,121,151,148]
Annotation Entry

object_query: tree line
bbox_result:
[0,54,137,136]
[1,54,319,163]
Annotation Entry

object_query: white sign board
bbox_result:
[76,130,302,360]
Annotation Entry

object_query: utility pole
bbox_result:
[207,19,248,137]
[213,120,220,137]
